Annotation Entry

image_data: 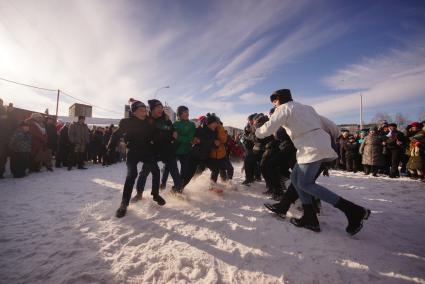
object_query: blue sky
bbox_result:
[0,0,424,128]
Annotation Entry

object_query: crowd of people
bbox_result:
[1,91,424,235]
[0,98,127,179]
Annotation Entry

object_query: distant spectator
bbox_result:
[56,123,71,168]
[359,126,385,177]
[9,121,32,178]
[26,113,53,172]
[45,117,58,160]
[68,116,90,170]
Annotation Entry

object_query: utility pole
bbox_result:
[55,89,60,119]
[360,93,363,130]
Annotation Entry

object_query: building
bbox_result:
[69,103,92,118]
[338,123,376,133]
[124,104,130,118]
[164,105,176,122]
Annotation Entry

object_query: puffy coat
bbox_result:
[359,134,385,166]
[256,101,338,164]
[210,124,227,160]
[343,141,360,160]
[107,116,155,158]
[151,114,176,161]
[173,119,196,156]
[68,122,90,145]
[26,118,48,156]
[190,125,216,161]
[9,129,32,153]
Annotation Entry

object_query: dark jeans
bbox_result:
[346,155,359,172]
[138,157,182,192]
[209,158,232,183]
[122,150,159,206]
[364,165,379,175]
[10,152,30,178]
[244,151,262,182]
[56,144,70,167]
[389,148,401,177]
[161,154,190,185]
[261,153,284,192]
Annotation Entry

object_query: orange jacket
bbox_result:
[210,125,228,160]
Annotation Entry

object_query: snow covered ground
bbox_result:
[1,162,424,284]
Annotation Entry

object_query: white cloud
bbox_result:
[315,38,425,118]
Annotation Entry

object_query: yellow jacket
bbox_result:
[210,125,228,160]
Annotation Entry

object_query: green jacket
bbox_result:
[173,119,196,155]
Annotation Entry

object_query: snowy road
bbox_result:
[1,163,424,284]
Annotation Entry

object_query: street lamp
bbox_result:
[154,86,170,99]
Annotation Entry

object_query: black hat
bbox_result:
[254,114,269,127]
[371,126,379,132]
[270,89,292,104]
[147,99,163,111]
[206,113,219,125]
[177,105,189,118]
[78,116,85,120]
[130,100,146,113]
[388,123,397,128]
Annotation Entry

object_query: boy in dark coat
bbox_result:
[136,99,183,194]
[343,135,360,172]
[9,121,32,178]
[108,100,164,218]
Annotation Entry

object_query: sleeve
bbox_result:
[319,115,340,142]
[107,119,126,150]
[217,125,228,143]
[359,139,365,154]
[255,106,288,139]
[68,124,75,144]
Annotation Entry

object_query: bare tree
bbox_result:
[394,113,408,130]
[370,112,392,124]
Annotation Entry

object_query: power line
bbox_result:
[0,76,56,92]
[0,76,122,115]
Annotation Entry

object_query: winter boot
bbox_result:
[130,192,143,203]
[290,204,321,232]
[153,194,166,206]
[335,198,371,236]
[264,195,292,217]
[262,188,273,195]
[115,202,127,218]
[241,179,253,186]
[160,183,166,190]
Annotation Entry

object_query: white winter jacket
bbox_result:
[255,101,338,164]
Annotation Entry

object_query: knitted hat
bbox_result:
[130,100,146,113]
[270,89,292,104]
[254,114,269,127]
[206,113,219,125]
[148,99,163,111]
[410,122,420,128]
[388,123,397,127]
[177,105,189,118]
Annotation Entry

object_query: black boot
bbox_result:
[264,195,291,217]
[115,202,127,218]
[153,194,166,206]
[290,204,321,232]
[335,198,371,236]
